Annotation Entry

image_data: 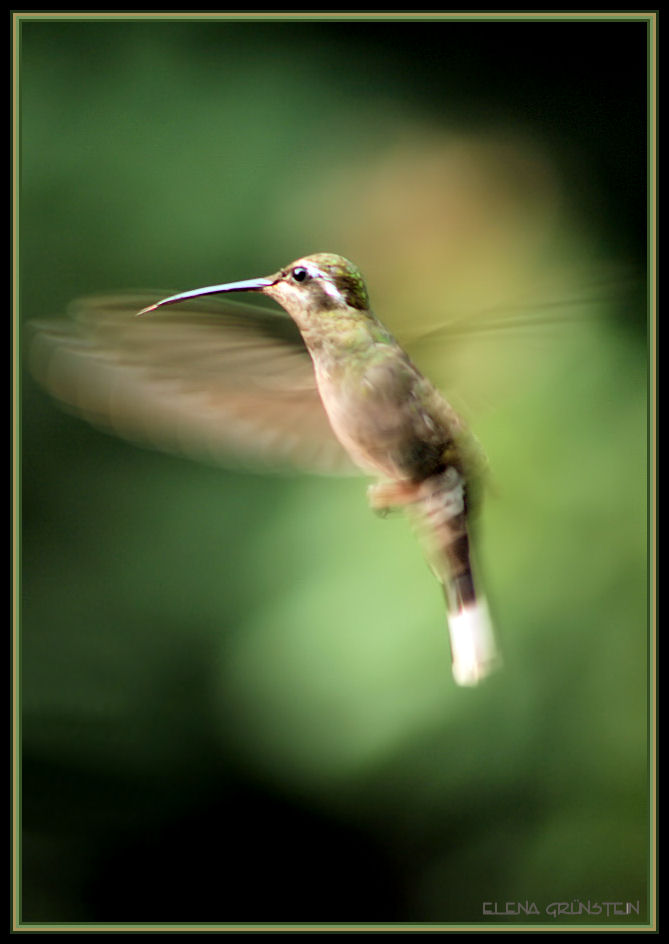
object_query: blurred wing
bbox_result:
[29,293,357,475]
[401,268,644,419]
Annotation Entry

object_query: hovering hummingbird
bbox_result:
[30,253,500,685]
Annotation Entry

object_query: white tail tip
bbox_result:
[448,600,501,686]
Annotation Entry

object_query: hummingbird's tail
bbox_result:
[417,471,500,686]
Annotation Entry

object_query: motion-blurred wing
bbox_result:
[401,269,642,419]
[29,293,357,475]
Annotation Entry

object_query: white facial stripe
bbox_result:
[301,263,346,304]
[319,280,346,303]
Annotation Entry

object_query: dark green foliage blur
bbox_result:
[19,17,649,926]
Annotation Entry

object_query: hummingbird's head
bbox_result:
[263,254,370,322]
[138,253,371,330]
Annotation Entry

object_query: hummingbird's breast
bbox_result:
[313,346,462,483]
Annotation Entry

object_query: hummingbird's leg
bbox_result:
[367,479,421,516]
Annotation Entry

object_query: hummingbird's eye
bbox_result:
[291,267,310,283]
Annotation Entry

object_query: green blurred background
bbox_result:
[19,16,649,926]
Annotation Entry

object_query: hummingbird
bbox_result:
[30,253,500,686]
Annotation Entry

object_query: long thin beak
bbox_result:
[137,276,277,315]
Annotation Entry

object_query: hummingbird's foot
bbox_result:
[367,479,421,516]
